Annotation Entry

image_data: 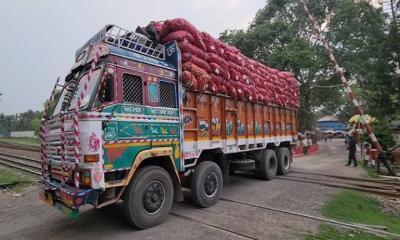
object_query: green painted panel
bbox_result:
[148,83,158,102]
[102,104,178,117]
[104,145,149,169]
[104,121,118,141]
[118,122,148,139]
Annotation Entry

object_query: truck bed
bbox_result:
[182,90,297,162]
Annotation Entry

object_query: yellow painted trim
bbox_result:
[104,142,149,148]
[104,140,180,149]
[122,147,180,186]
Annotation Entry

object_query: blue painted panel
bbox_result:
[108,45,177,71]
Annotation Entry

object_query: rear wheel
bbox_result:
[276,147,291,175]
[191,161,223,208]
[123,166,174,229]
[259,149,277,180]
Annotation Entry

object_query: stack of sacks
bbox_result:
[146,18,300,108]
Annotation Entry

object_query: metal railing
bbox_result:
[105,25,165,60]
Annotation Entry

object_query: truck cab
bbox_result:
[39,25,184,228]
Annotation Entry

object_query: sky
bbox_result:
[0,0,265,115]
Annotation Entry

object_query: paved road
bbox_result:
[0,140,361,240]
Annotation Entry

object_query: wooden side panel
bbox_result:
[211,96,223,141]
[280,108,286,136]
[182,91,299,161]
[197,94,211,141]
[237,102,246,139]
[255,104,263,138]
[225,98,237,141]
[246,102,254,139]
[183,92,197,141]
[263,106,271,137]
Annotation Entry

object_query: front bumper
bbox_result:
[39,178,98,218]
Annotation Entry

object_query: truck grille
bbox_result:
[44,117,76,181]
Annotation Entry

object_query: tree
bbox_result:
[220,0,393,133]
[31,116,41,137]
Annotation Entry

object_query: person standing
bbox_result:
[346,129,357,167]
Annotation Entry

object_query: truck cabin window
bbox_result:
[122,74,143,104]
[68,69,102,110]
[98,75,114,103]
[159,81,177,108]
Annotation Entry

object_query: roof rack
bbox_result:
[76,24,165,60]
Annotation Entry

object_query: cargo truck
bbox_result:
[39,24,298,229]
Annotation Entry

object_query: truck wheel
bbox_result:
[191,161,223,208]
[276,147,291,175]
[123,166,174,229]
[259,149,277,180]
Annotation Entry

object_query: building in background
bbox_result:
[316,115,347,134]
[10,130,36,138]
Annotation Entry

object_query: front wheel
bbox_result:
[191,161,223,208]
[123,166,174,229]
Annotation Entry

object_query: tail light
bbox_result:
[84,154,99,163]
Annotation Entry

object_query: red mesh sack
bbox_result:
[229,67,240,81]
[206,53,229,74]
[197,74,211,91]
[178,41,206,59]
[161,30,205,51]
[163,18,199,36]
[182,71,198,90]
[182,62,209,80]
[182,52,210,72]
[226,80,237,99]
[207,80,218,93]
[161,30,195,44]
[202,32,218,54]
[209,62,229,79]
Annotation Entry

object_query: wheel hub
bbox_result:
[203,172,218,198]
[284,156,290,169]
[142,180,165,214]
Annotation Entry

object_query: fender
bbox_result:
[123,147,180,186]
[96,147,180,208]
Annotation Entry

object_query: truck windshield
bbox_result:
[52,69,102,116]
[68,69,102,111]
[52,81,75,116]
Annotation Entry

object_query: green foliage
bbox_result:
[321,190,400,234]
[220,0,399,131]
[370,120,396,150]
[0,168,36,192]
[305,224,392,240]
[0,110,42,135]
[30,116,41,137]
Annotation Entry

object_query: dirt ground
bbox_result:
[0,140,366,240]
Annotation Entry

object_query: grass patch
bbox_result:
[0,137,40,146]
[362,164,379,178]
[0,168,21,185]
[0,168,35,192]
[305,224,392,240]
[321,190,400,234]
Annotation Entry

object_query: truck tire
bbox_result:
[276,147,291,175]
[123,166,174,229]
[191,161,223,208]
[259,149,278,180]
